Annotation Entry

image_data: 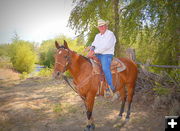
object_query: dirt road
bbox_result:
[0,69,166,131]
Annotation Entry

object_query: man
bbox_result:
[87,19,117,98]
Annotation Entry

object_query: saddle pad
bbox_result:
[111,58,126,72]
[90,57,126,74]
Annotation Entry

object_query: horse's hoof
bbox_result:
[125,117,130,121]
[84,124,95,131]
[91,123,95,130]
[118,114,123,119]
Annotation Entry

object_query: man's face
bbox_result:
[98,25,107,34]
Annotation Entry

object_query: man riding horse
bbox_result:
[85,19,119,100]
[53,19,138,130]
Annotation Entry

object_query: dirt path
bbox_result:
[0,69,166,131]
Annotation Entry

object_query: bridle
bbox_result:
[55,49,71,73]
[54,48,86,101]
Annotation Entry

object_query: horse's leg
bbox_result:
[84,93,95,131]
[126,83,135,120]
[118,83,126,119]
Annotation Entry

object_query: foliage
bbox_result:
[0,44,11,57]
[0,56,12,68]
[69,0,114,45]
[120,0,179,72]
[19,72,29,79]
[9,40,37,73]
[153,87,171,96]
[38,35,85,68]
[0,44,12,68]
[69,0,179,73]
[38,67,53,77]
[38,39,55,67]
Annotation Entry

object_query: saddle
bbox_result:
[90,56,126,75]
[89,56,126,96]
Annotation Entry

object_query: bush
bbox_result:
[38,35,85,68]
[10,40,37,73]
[38,68,53,77]
[19,72,29,79]
[38,40,55,67]
[0,56,12,68]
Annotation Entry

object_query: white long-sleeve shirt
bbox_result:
[91,30,116,55]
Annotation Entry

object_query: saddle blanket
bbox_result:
[90,57,126,74]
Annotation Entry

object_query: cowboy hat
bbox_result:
[97,19,109,27]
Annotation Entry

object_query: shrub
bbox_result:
[0,56,12,68]
[19,72,29,79]
[38,40,55,67]
[38,67,53,77]
[38,35,85,68]
[10,40,37,73]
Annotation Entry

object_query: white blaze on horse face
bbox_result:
[59,50,62,54]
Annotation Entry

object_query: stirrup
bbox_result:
[104,88,114,98]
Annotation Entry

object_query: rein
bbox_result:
[55,48,93,102]
[62,75,86,101]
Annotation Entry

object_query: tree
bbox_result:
[11,31,20,42]
[38,35,85,67]
[68,0,115,44]
[120,0,179,71]
[113,0,120,56]
[69,0,179,73]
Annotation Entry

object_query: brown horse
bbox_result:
[54,40,138,131]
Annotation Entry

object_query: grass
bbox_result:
[37,68,53,77]
[53,102,78,115]
[53,103,63,113]
[153,87,171,96]
[68,106,78,114]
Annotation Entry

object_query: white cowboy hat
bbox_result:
[97,19,109,27]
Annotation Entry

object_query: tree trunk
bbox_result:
[113,0,120,57]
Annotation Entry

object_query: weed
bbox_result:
[153,87,170,96]
[53,103,63,113]
[20,72,29,79]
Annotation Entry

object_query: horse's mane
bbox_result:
[80,55,91,63]
[74,51,92,64]
[58,45,92,64]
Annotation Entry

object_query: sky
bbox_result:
[0,0,76,44]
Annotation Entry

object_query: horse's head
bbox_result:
[53,40,71,79]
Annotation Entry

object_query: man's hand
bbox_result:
[87,50,95,58]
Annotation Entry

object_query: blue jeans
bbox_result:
[95,54,115,92]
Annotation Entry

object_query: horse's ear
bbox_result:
[64,40,69,49]
[55,41,60,49]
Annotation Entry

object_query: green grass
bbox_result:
[153,87,171,96]
[53,103,63,113]
[53,102,78,114]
